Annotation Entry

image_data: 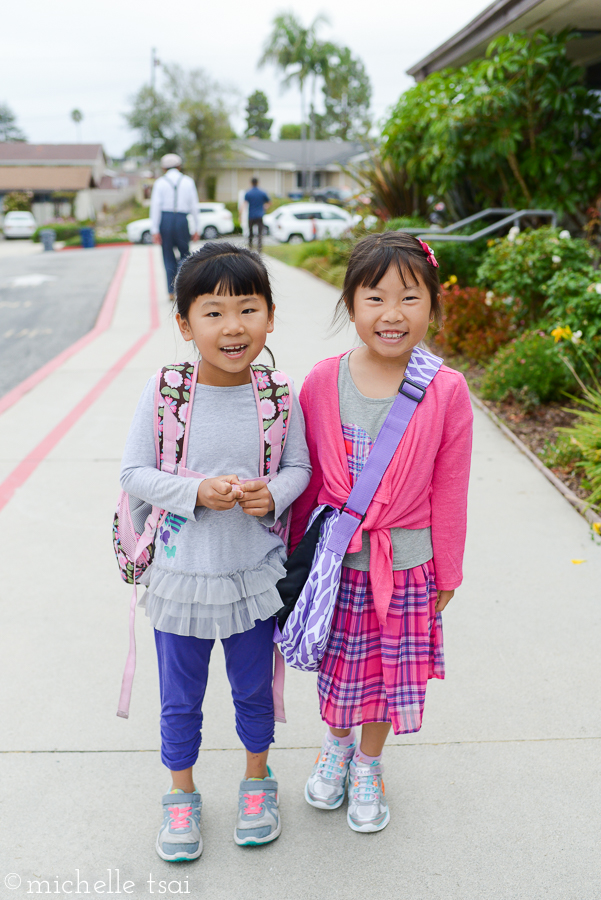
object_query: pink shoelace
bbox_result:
[168,804,192,829]
[243,792,265,816]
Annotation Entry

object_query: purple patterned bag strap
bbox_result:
[326,347,443,556]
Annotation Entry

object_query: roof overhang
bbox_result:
[407,0,601,80]
[0,167,94,191]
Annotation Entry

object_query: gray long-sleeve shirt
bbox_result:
[120,375,311,638]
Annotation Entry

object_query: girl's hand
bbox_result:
[196,474,243,510]
[436,589,454,613]
[238,480,275,517]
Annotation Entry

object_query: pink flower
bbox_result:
[178,402,189,423]
[164,370,183,388]
[261,398,276,420]
[254,371,270,390]
[278,395,290,412]
[161,395,177,414]
[271,370,288,386]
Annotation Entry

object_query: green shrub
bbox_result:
[477,227,597,321]
[544,267,601,347]
[433,240,488,288]
[560,388,601,507]
[435,285,513,362]
[33,223,82,242]
[384,216,428,232]
[481,330,574,406]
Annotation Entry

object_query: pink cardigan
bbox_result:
[290,352,473,624]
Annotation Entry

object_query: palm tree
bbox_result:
[259,11,330,193]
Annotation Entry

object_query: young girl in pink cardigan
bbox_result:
[290,231,473,833]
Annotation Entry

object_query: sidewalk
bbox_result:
[1,245,599,900]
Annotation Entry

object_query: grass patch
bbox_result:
[264,239,348,289]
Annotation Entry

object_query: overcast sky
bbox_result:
[2,0,487,157]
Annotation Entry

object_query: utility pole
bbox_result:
[151,47,158,91]
[150,48,160,166]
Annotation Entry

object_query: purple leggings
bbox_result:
[154,617,275,771]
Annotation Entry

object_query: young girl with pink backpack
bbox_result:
[290,232,473,833]
[117,242,310,860]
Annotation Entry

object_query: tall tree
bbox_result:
[124,85,178,159]
[259,11,330,188]
[279,123,303,140]
[124,65,235,187]
[382,30,601,223]
[70,108,83,142]
[245,90,273,139]
[0,103,26,142]
[314,46,371,140]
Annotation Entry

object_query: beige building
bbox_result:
[203,139,370,202]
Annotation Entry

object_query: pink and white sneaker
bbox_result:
[156,790,202,861]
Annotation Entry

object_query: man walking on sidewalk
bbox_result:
[151,153,200,300]
[244,177,270,253]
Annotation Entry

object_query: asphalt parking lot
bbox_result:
[0,247,123,397]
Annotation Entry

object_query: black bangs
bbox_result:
[362,249,421,292]
[174,242,273,319]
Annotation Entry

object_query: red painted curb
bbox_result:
[59,242,132,251]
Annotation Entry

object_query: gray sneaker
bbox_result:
[234,767,281,846]
[156,790,202,861]
[347,758,390,833]
[305,735,357,810]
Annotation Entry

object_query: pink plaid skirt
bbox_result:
[317,562,444,735]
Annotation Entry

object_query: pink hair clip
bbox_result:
[417,238,439,268]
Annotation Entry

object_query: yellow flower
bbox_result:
[571,558,586,564]
[551,326,572,343]
[448,274,457,285]
[592,522,601,536]
[487,239,495,247]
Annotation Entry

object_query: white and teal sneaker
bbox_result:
[347,758,390,833]
[305,734,357,810]
[156,790,202,861]
[234,767,281,846]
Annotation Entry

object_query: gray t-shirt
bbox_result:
[338,352,433,571]
[120,375,311,638]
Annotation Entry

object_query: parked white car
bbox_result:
[2,210,37,239]
[263,203,361,244]
[126,202,234,244]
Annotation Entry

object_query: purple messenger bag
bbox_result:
[275,346,443,672]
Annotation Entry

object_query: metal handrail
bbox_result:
[407,209,557,243]
[402,208,516,236]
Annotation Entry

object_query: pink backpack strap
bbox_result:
[250,365,291,479]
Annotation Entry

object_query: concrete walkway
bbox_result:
[1,245,600,900]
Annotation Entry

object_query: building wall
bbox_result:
[201,165,360,202]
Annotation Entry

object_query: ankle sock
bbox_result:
[354,748,382,767]
[327,728,356,747]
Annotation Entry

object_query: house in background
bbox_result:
[202,139,370,202]
[0,144,107,223]
[408,0,601,84]
[0,144,145,224]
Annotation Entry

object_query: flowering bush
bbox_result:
[434,285,513,362]
[544,267,601,348]
[481,330,574,406]
[477,227,597,321]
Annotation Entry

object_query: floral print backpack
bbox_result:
[113,360,291,718]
